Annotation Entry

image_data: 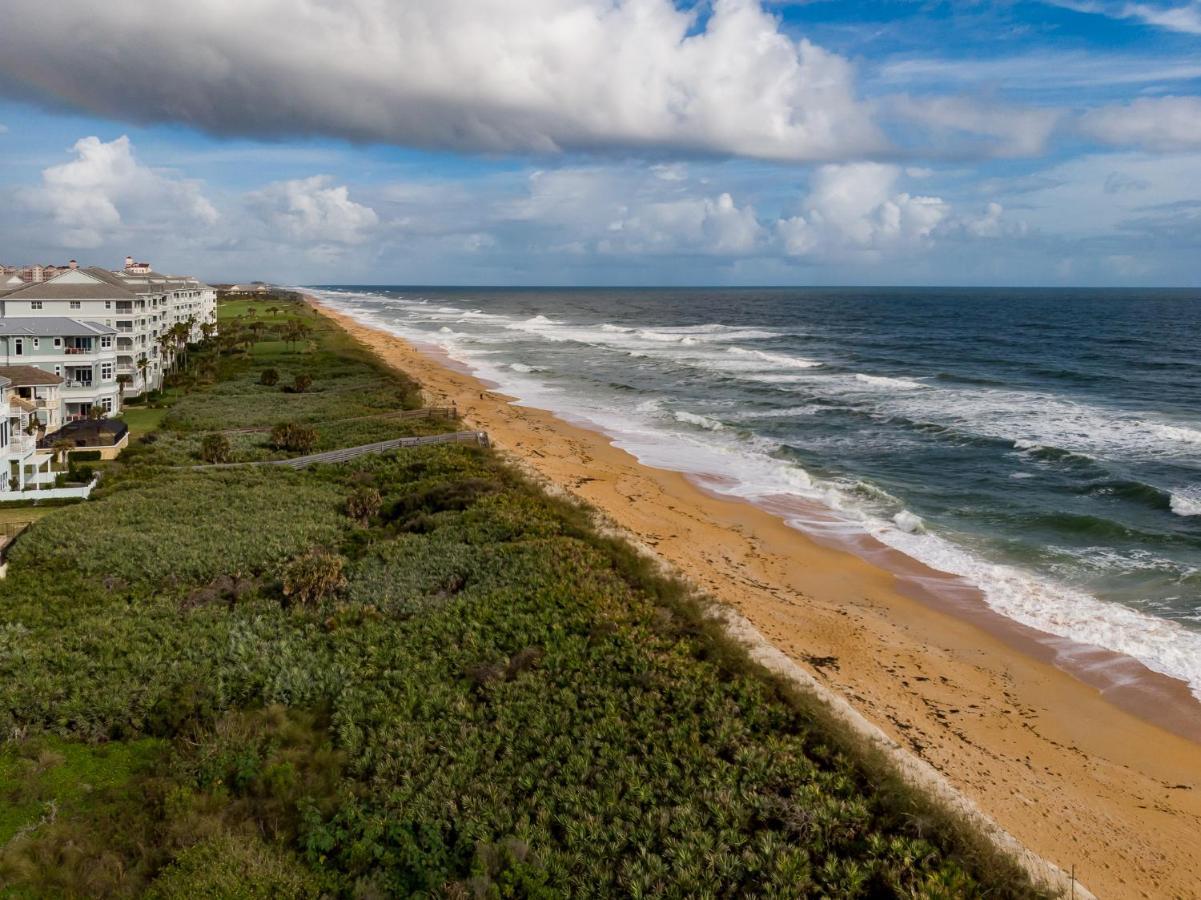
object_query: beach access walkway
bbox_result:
[197,430,490,471]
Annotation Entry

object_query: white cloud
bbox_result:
[888,95,1063,157]
[246,176,378,244]
[777,163,950,259]
[1044,1,1201,34]
[0,0,883,162]
[1079,96,1201,151]
[19,135,217,248]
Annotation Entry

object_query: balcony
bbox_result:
[8,435,36,457]
[64,346,93,355]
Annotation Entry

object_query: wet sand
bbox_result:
[312,297,1201,899]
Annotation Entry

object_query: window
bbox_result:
[101,397,114,413]
[101,363,113,381]
[32,338,39,348]
[53,338,62,348]
[100,335,113,348]
[13,339,22,356]
[105,301,112,310]
[30,301,42,310]
[54,366,61,376]
[69,301,81,310]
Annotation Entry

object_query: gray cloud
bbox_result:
[0,0,884,163]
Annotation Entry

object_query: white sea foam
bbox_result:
[674,410,726,431]
[510,362,543,374]
[892,510,925,533]
[727,347,822,369]
[1170,490,1201,517]
[854,373,925,391]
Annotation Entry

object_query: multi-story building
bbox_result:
[0,365,65,433]
[0,319,120,420]
[0,259,217,403]
[0,373,58,494]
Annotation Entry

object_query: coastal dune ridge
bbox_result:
[306,290,1201,898]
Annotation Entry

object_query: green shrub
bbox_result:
[67,449,102,462]
[200,433,232,464]
[259,368,280,387]
[270,422,318,454]
[145,832,322,899]
[281,549,346,607]
[291,373,313,393]
[6,470,348,589]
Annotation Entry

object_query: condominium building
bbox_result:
[0,319,120,420]
[0,365,65,433]
[0,373,58,494]
[0,259,217,402]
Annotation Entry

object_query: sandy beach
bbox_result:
[313,298,1201,899]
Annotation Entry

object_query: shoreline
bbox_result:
[311,296,1201,898]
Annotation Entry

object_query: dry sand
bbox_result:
[313,298,1201,899]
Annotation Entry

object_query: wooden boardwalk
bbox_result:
[199,430,489,470]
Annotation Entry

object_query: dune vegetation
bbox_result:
[0,294,1045,897]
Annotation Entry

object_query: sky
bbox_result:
[0,0,1199,286]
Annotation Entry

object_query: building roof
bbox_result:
[9,395,37,414]
[0,365,64,386]
[1,267,138,301]
[0,317,117,337]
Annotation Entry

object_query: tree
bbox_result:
[200,321,216,342]
[116,373,133,402]
[200,433,232,464]
[137,355,151,392]
[88,404,106,420]
[292,373,313,393]
[345,487,382,525]
[52,439,72,469]
[259,368,280,387]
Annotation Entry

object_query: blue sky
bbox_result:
[1,0,1199,286]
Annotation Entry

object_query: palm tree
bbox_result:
[53,437,73,471]
[200,321,216,342]
[116,373,133,403]
[137,355,151,394]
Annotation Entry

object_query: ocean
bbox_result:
[308,286,1201,698]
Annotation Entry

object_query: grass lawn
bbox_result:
[119,406,169,439]
[0,507,58,526]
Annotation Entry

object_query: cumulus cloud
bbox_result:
[247,176,378,244]
[0,0,883,162]
[18,135,217,247]
[1078,96,1201,150]
[776,163,950,259]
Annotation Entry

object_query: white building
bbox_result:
[0,365,65,433]
[0,261,218,401]
[0,373,58,495]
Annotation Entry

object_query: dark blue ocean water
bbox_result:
[311,286,1201,695]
